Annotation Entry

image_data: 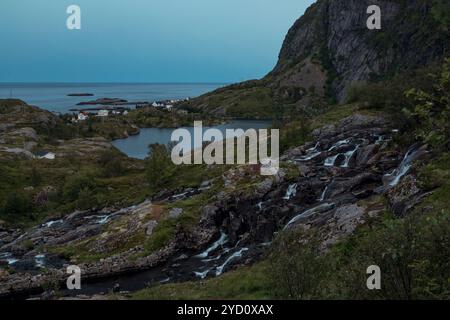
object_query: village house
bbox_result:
[97,110,109,117]
[77,112,89,121]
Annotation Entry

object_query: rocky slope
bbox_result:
[179,0,449,117]
[0,113,432,298]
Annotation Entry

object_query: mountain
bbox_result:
[179,0,449,118]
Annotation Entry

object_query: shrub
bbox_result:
[146,144,175,191]
[63,171,97,203]
[404,58,450,151]
[267,210,450,300]
[98,150,124,178]
[76,187,99,210]
[0,192,32,219]
[268,231,330,299]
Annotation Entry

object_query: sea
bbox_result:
[0,83,226,114]
[0,82,272,158]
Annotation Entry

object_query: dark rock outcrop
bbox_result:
[181,0,448,115]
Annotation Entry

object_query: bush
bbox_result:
[98,150,125,178]
[30,166,42,187]
[267,210,450,300]
[146,144,175,191]
[0,192,32,219]
[63,171,97,203]
[76,187,99,210]
[278,119,310,152]
[404,58,450,151]
[268,231,330,299]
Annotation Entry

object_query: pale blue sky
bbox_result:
[0,0,314,83]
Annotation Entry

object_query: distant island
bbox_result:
[67,93,94,97]
[77,98,128,105]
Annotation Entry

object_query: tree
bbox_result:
[98,150,124,178]
[405,58,450,150]
[268,231,330,299]
[146,144,175,191]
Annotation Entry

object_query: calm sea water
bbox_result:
[0,83,226,113]
[112,120,273,159]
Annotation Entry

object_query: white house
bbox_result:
[77,112,89,121]
[97,110,109,117]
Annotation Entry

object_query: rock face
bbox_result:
[183,0,448,115]
[272,0,448,102]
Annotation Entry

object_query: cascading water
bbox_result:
[194,231,228,259]
[215,248,249,276]
[0,252,18,265]
[194,270,210,279]
[307,142,320,152]
[256,202,263,211]
[385,144,424,187]
[295,152,322,162]
[96,215,110,225]
[324,154,339,167]
[41,220,63,228]
[35,254,46,268]
[283,183,298,200]
[328,139,350,151]
[341,145,359,168]
[318,185,329,201]
[284,203,335,230]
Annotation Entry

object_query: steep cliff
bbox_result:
[180,0,449,117]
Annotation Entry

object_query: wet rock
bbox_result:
[355,144,380,167]
[312,114,389,140]
[387,174,422,216]
[145,221,158,236]
[255,179,273,196]
[326,173,379,199]
[168,208,183,219]
[333,204,365,234]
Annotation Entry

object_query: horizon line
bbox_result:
[0,81,232,85]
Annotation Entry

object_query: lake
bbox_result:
[112,120,273,159]
[0,83,226,114]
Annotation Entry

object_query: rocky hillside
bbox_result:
[179,0,449,117]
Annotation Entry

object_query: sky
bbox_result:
[0,0,314,83]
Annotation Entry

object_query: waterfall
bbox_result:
[215,248,249,276]
[194,269,210,279]
[284,203,335,230]
[0,252,18,265]
[328,139,350,151]
[35,254,46,268]
[195,231,228,259]
[318,185,329,201]
[96,215,110,225]
[341,145,359,168]
[256,202,263,211]
[283,183,298,200]
[385,145,423,187]
[306,142,320,152]
[41,219,63,228]
[295,151,321,162]
[324,154,339,167]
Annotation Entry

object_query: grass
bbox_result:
[130,263,272,300]
[181,85,276,119]
[310,103,382,129]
